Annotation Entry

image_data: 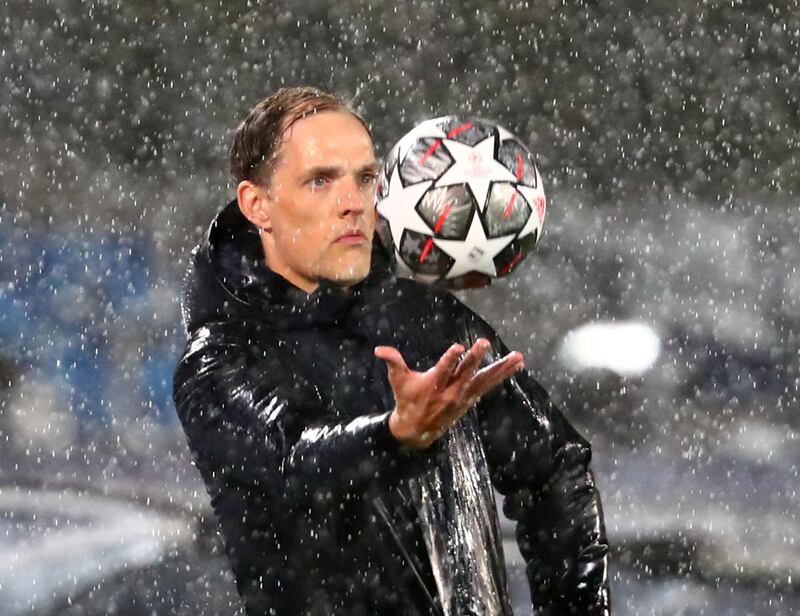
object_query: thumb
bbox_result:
[374,346,409,381]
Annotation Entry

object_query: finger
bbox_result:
[466,351,524,399]
[374,346,410,381]
[450,338,491,382]
[474,352,524,389]
[431,343,466,390]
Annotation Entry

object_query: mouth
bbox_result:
[334,230,368,244]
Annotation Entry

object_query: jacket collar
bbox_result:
[180,198,396,334]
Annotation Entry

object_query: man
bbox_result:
[173,86,610,616]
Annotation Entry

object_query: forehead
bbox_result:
[278,111,375,168]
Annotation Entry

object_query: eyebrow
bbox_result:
[302,165,341,180]
[302,161,380,181]
[361,161,381,174]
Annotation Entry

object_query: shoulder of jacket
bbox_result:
[180,319,279,363]
[173,319,293,403]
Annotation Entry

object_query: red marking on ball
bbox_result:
[433,202,453,233]
[504,191,518,219]
[419,139,442,166]
[499,250,524,275]
[420,202,454,263]
[447,122,473,138]
[536,195,546,222]
[419,238,434,263]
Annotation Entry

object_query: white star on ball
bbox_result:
[376,165,433,246]
[434,135,518,212]
[434,212,516,278]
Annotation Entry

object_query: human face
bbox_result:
[260,111,379,293]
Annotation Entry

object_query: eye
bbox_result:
[360,172,378,185]
[310,176,329,189]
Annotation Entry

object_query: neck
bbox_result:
[259,233,318,294]
[267,262,319,295]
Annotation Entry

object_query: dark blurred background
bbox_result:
[1,1,798,614]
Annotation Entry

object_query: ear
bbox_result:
[236,180,272,232]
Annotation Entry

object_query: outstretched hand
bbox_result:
[374,339,524,449]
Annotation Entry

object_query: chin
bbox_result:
[328,260,371,287]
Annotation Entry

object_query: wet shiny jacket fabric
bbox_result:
[172,199,610,616]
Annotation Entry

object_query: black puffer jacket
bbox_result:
[172,199,610,616]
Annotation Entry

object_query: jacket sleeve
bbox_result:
[455,303,611,615]
[172,323,435,510]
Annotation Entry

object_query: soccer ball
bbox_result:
[375,115,546,288]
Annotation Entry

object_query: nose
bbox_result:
[336,176,368,218]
